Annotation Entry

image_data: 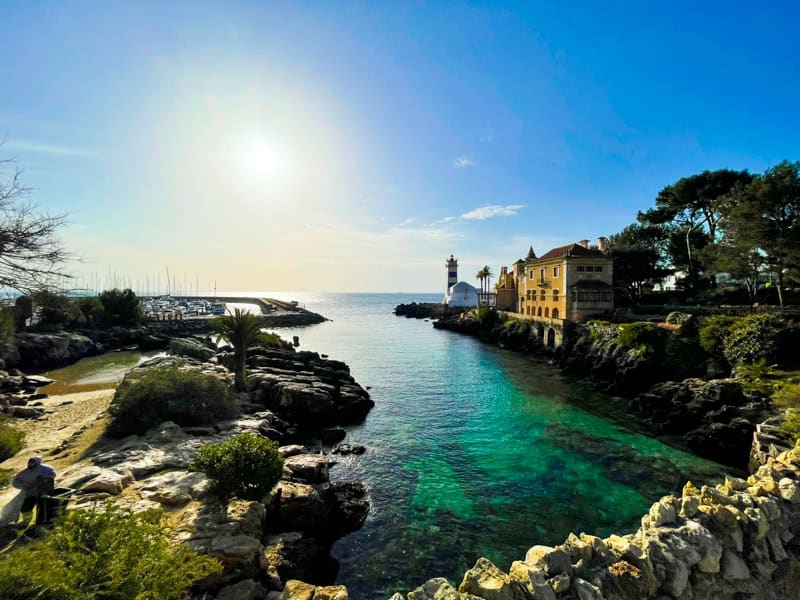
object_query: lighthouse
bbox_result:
[445,254,458,296]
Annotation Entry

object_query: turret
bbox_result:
[446,254,458,294]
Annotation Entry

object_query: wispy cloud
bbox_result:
[452,155,476,169]
[395,218,414,227]
[437,216,457,223]
[461,204,525,220]
[5,139,98,159]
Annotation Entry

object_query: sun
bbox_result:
[238,140,286,178]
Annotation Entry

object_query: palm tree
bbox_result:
[212,308,263,391]
[476,269,486,295]
[477,265,494,305]
[481,265,494,291]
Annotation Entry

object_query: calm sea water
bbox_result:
[252,292,728,599]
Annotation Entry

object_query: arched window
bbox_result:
[544,307,550,318]
[552,308,559,319]
[537,307,542,317]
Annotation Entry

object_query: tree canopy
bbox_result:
[614,161,799,306]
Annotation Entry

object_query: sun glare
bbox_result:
[238,140,286,178]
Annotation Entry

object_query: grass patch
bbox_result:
[108,367,236,437]
[0,504,220,600]
[255,331,282,348]
[0,418,26,461]
[0,467,14,489]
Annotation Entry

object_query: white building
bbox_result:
[446,281,479,307]
[443,254,479,308]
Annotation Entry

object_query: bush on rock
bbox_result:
[108,366,235,437]
[723,313,786,366]
[0,505,220,600]
[192,433,284,500]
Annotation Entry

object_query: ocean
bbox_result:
[253,292,728,598]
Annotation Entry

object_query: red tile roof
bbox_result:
[536,243,606,261]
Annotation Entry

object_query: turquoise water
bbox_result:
[265,293,728,597]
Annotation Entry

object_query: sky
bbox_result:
[1,1,798,293]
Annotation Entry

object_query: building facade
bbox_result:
[497,238,614,322]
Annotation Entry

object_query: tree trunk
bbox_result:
[234,352,246,392]
[777,269,785,308]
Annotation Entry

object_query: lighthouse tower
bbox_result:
[445,254,458,295]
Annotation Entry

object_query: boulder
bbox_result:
[281,580,316,600]
[320,428,346,445]
[80,469,134,495]
[524,545,572,577]
[169,337,214,361]
[135,471,209,506]
[331,444,366,456]
[209,534,263,572]
[284,454,330,484]
[216,579,265,600]
[459,557,530,600]
[279,445,306,458]
[313,586,349,600]
[16,332,100,369]
[262,532,338,589]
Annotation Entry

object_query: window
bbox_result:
[540,268,545,281]
[539,289,545,301]
[537,307,542,317]
[530,270,535,279]
[553,289,559,302]
[595,266,603,272]
[552,308,560,319]
[577,266,585,272]
[553,266,559,278]
[544,307,550,318]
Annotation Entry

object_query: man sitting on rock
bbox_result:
[12,457,56,521]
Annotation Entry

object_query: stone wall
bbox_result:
[386,428,800,600]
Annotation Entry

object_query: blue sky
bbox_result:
[1,1,798,292]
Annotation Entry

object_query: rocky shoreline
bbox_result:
[4,307,328,373]
[1,334,375,600]
[393,302,449,319]
[429,313,770,471]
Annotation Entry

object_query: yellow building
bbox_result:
[498,238,614,322]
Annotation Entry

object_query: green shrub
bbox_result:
[723,313,786,366]
[617,322,666,350]
[0,504,220,600]
[99,288,141,326]
[0,417,25,461]
[477,307,500,329]
[32,290,85,329]
[781,411,800,443]
[108,367,236,437]
[699,315,738,360]
[586,320,619,344]
[192,433,283,500]
[735,359,780,395]
[255,332,282,348]
[76,296,105,326]
[773,382,800,411]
